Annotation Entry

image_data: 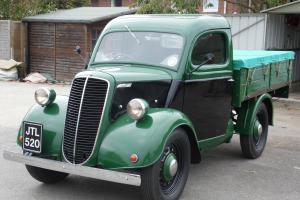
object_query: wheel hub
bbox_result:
[163,153,178,182]
[253,120,263,140]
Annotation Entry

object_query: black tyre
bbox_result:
[240,103,269,159]
[141,128,191,200]
[25,165,69,184]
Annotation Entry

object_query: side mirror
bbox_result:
[74,45,81,54]
[74,45,89,70]
[205,53,215,64]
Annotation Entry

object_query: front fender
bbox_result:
[98,108,196,169]
[17,96,68,160]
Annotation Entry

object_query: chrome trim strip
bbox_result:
[184,76,232,82]
[3,150,141,186]
[62,78,75,165]
[73,76,89,164]
[80,76,110,165]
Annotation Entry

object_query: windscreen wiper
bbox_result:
[124,25,141,45]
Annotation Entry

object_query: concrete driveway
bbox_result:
[0,81,299,200]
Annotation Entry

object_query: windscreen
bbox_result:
[93,32,184,69]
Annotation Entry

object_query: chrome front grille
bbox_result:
[63,76,109,164]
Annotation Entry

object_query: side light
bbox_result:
[130,154,139,163]
[34,88,56,107]
[18,135,23,143]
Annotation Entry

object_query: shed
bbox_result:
[23,7,135,81]
[262,0,300,88]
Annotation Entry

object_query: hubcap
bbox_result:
[169,158,178,177]
[253,120,263,143]
[163,153,178,182]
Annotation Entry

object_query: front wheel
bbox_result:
[25,165,69,184]
[240,103,269,159]
[141,128,191,200]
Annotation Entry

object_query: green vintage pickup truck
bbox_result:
[4,15,295,200]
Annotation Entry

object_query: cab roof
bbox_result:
[104,14,231,37]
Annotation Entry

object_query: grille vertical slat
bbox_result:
[63,77,108,164]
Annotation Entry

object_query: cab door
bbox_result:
[183,30,233,140]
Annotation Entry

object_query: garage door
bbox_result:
[29,23,55,78]
[55,24,86,81]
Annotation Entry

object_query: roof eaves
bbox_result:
[22,8,137,24]
[87,9,137,24]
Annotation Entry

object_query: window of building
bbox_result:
[92,29,101,49]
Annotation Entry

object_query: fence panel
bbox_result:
[224,14,266,50]
[0,20,11,60]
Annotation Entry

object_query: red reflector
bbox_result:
[19,135,23,143]
[130,154,138,163]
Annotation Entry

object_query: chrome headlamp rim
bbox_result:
[34,87,55,107]
[127,98,149,120]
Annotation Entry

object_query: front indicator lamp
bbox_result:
[127,98,149,120]
[34,87,56,107]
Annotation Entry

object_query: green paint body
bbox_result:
[16,15,292,170]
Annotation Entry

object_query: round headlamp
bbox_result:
[34,88,56,107]
[127,98,149,120]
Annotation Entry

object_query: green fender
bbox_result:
[97,108,197,169]
[236,93,273,135]
[17,96,68,159]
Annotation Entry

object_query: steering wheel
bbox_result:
[108,52,133,60]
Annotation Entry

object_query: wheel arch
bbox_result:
[262,97,273,125]
[180,125,201,164]
[236,93,273,135]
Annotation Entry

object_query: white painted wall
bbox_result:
[224,14,266,50]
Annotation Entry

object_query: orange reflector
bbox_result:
[130,154,139,163]
[19,135,23,143]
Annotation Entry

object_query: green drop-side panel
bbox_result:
[270,61,293,86]
[232,50,295,107]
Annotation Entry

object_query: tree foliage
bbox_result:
[133,0,291,14]
[133,0,202,14]
[0,0,90,21]
[227,0,290,13]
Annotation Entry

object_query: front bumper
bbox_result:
[3,150,141,186]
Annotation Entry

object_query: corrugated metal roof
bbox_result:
[261,0,300,14]
[23,7,136,24]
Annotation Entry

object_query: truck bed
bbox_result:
[232,50,295,107]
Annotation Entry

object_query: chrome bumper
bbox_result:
[3,150,141,186]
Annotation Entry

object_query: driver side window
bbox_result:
[191,32,226,66]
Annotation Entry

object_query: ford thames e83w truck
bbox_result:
[3,15,295,200]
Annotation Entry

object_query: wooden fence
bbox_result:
[0,20,27,63]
